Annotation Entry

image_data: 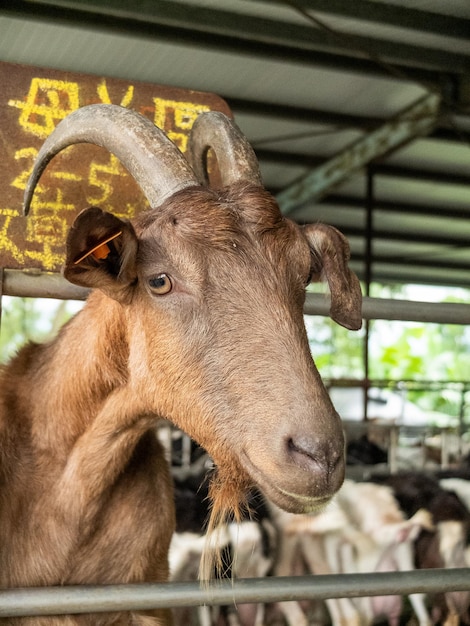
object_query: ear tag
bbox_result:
[74,231,123,265]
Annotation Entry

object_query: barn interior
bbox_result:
[0,1,469,623]
[2,0,469,463]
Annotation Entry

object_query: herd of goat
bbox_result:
[0,103,466,625]
[169,437,470,626]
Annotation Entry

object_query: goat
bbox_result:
[346,434,388,466]
[373,472,470,626]
[0,104,361,625]
[440,477,470,514]
[269,480,433,626]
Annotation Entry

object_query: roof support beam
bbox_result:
[321,196,470,222]
[259,0,470,41]
[259,151,470,193]
[227,96,381,130]
[349,254,470,274]
[227,96,469,144]
[276,92,441,214]
[329,226,469,250]
[2,2,467,82]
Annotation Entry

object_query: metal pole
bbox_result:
[305,293,470,325]
[363,166,374,421]
[0,569,469,617]
[1,268,466,437]
[2,270,470,325]
[2,270,88,301]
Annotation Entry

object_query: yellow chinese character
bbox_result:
[0,213,26,264]
[153,98,210,152]
[97,80,134,107]
[9,78,80,139]
[87,153,123,206]
[24,189,73,270]
[10,146,82,215]
[11,147,39,191]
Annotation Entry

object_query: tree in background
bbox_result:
[305,284,470,424]
[0,297,82,362]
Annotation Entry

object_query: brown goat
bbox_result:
[0,105,361,625]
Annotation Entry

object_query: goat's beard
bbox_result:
[199,466,253,583]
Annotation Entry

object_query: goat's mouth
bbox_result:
[241,451,334,514]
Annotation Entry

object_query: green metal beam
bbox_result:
[258,150,470,196]
[259,148,470,190]
[276,92,442,213]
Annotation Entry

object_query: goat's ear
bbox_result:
[302,223,362,330]
[64,207,138,303]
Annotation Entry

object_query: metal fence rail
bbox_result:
[1,569,469,618]
[304,292,470,325]
[3,269,470,325]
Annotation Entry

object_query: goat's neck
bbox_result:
[30,291,131,453]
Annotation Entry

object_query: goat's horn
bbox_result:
[23,104,199,216]
[188,111,262,187]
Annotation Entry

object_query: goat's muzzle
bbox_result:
[241,417,345,514]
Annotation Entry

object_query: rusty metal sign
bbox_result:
[0,62,231,273]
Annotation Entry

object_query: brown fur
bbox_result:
[0,182,361,623]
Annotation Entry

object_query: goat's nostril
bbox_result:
[287,437,308,457]
[286,436,340,476]
[287,436,319,466]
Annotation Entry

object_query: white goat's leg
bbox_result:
[226,609,242,626]
[301,533,355,626]
[197,604,213,626]
[337,541,370,626]
[304,533,363,626]
[350,594,374,626]
[325,598,347,626]
[277,601,309,626]
[274,533,308,626]
[409,594,432,626]
[321,536,364,626]
[394,542,431,626]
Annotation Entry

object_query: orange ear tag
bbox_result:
[74,231,123,265]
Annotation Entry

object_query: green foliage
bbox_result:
[0,297,81,363]
[306,315,365,379]
[306,282,470,423]
[370,322,427,380]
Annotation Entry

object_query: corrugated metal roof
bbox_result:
[1,0,469,288]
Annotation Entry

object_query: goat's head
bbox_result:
[24,105,361,523]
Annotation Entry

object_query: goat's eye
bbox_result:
[148,274,173,295]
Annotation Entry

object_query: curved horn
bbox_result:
[188,111,262,187]
[24,104,199,215]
